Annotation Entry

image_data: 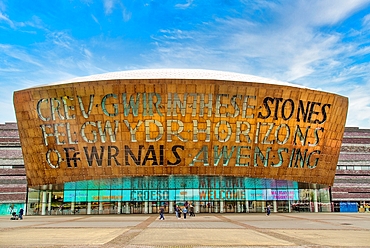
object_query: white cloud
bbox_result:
[104,0,116,15]
[82,48,93,59]
[275,0,370,27]
[91,14,99,25]
[0,44,43,67]
[0,11,14,28]
[122,7,131,22]
[103,0,131,21]
[47,31,73,50]
[148,0,370,86]
[362,13,370,31]
[0,67,20,72]
[175,0,194,9]
[344,82,370,128]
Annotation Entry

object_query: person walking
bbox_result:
[159,207,165,220]
[58,204,63,215]
[177,205,182,219]
[174,204,178,218]
[189,204,195,217]
[266,204,271,216]
[182,206,188,219]
[19,208,24,220]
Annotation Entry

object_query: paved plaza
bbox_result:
[0,212,369,247]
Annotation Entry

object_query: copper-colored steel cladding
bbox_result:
[13,69,348,187]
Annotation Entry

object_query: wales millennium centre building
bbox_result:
[13,69,348,215]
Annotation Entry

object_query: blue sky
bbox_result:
[2,0,370,128]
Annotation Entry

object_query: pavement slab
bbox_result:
[0,228,128,247]
[128,228,294,246]
[0,213,369,247]
[271,229,370,247]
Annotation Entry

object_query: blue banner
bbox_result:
[64,176,299,202]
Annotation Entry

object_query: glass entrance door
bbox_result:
[132,202,144,213]
[199,201,214,213]
[225,201,236,213]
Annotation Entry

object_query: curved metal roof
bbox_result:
[40,68,307,89]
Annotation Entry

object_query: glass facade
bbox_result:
[27,176,331,215]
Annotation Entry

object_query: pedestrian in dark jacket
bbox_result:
[177,205,182,219]
[19,208,24,220]
[189,204,195,216]
[159,207,165,220]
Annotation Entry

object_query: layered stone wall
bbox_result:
[333,127,370,201]
[0,123,26,204]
